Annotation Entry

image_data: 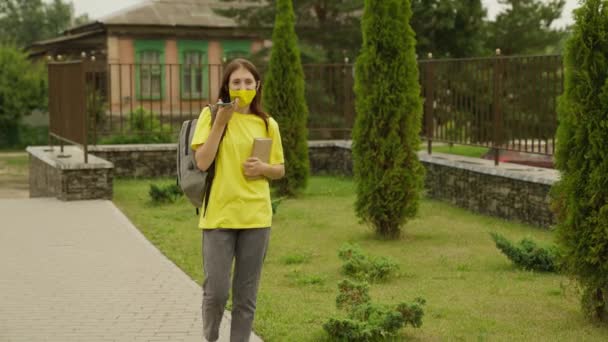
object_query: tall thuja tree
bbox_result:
[352,0,424,239]
[263,0,310,196]
[551,0,608,323]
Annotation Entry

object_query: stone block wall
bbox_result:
[27,146,114,201]
[309,141,353,176]
[89,144,176,178]
[87,141,559,228]
[90,141,355,179]
[420,156,557,228]
[29,153,61,198]
[56,169,113,201]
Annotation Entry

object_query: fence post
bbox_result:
[343,57,352,139]
[46,59,54,152]
[424,53,434,155]
[492,49,503,166]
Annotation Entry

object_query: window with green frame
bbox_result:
[135,40,165,100]
[222,40,252,61]
[178,40,209,99]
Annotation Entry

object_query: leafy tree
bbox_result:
[263,0,310,196]
[485,0,567,55]
[0,0,83,47]
[551,0,608,323]
[45,0,73,37]
[411,0,486,58]
[217,0,487,61]
[0,44,46,146]
[352,0,424,238]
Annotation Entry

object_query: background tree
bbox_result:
[411,0,486,58]
[217,0,487,61]
[551,0,608,323]
[263,0,310,196]
[485,0,567,55]
[0,44,47,146]
[0,0,86,47]
[217,0,363,63]
[352,0,424,239]
[45,0,74,37]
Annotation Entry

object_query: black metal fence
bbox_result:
[420,54,563,163]
[56,56,563,158]
[82,62,355,142]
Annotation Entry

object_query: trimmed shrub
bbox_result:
[352,0,424,238]
[338,243,399,282]
[490,233,559,273]
[149,183,182,204]
[550,0,608,322]
[263,0,310,196]
[324,278,425,341]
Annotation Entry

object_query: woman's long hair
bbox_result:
[218,58,269,126]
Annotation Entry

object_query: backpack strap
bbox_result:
[184,118,194,156]
[201,104,225,217]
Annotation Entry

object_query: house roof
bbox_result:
[29,30,105,47]
[29,0,262,56]
[93,0,250,29]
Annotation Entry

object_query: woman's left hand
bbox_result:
[243,157,266,178]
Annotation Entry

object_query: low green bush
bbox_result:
[338,243,399,282]
[324,279,425,341]
[490,232,560,272]
[98,107,174,144]
[149,183,182,204]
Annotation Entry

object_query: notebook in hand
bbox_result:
[248,138,272,180]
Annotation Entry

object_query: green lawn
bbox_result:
[113,177,608,341]
[1,154,29,169]
[0,153,29,192]
[429,144,490,159]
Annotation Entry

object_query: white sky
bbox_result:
[67,0,579,28]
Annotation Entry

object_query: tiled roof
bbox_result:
[98,0,254,28]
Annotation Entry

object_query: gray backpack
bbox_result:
[176,105,222,216]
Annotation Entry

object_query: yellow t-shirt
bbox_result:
[190,107,284,229]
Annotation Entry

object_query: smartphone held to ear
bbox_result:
[217,92,234,106]
[216,100,234,107]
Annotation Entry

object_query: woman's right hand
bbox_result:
[214,98,239,127]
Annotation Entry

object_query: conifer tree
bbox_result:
[352,0,424,238]
[263,0,310,196]
[552,0,608,323]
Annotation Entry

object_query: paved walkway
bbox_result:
[0,198,262,342]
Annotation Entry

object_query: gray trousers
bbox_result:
[201,228,270,342]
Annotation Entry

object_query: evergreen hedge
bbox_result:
[263,0,310,196]
[352,0,424,238]
[551,0,608,323]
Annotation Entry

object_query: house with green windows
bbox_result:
[29,0,265,120]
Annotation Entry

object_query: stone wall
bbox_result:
[29,153,61,198]
[27,146,114,201]
[87,141,558,228]
[309,141,353,176]
[90,141,355,178]
[419,154,558,228]
[89,144,176,178]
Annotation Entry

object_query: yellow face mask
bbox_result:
[229,89,257,106]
